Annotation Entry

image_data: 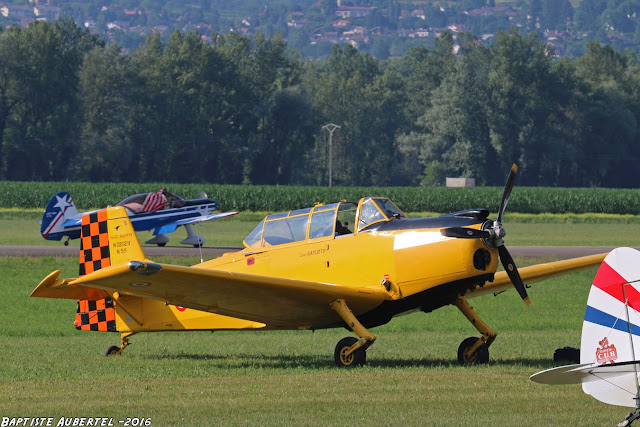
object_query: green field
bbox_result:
[1,205,637,425]
[0,256,627,425]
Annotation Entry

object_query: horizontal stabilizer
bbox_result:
[531,362,640,385]
[31,269,109,301]
[62,218,82,227]
[530,363,600,384]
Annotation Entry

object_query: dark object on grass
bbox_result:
[554,346,580,363]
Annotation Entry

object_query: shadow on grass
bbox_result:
[142,352,564,370]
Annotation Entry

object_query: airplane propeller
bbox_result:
[441,164,530,306]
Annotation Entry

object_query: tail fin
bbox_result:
[41,192,78,241]
[75,207,145,332]
[580,247,640,407]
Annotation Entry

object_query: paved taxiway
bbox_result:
[0,245,632,258]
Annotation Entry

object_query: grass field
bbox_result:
[0,254,631,425]
[1,208,637,425]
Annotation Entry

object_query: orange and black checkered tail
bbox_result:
[75,209,117,332]
[73,207,146,332]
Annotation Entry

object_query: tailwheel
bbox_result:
[457,337,489,365]
[334,337,366,368]
[105,333,132,356]
[105,345,121,356]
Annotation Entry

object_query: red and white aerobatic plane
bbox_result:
[531,247,640,426]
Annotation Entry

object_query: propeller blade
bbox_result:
[441,227,490,239]
[498,245,531,306]
[496,163,518,225]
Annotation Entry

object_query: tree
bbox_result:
[574,0,607,30]
[1,19,102,180]
[577,41,627,86]
[398,44,498,186]
[77,44,142,181]
[484,28,558,184]
[0,28,21,178]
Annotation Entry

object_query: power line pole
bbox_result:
[322,124,340,188]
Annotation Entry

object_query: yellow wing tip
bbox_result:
[512,163,518,173]
[524,297,531,306]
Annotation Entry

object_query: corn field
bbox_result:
[1,181,639,214]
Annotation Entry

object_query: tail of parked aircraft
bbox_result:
[579,247,640,408]
[73,207,146,334]
[32,206,264,355]
[41,192,78,241]
[531,247,640,424]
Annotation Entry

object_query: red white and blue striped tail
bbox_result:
[580,247,640,407]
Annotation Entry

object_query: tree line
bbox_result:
[1,19,639,187]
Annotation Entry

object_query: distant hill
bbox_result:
[0,0,638,57]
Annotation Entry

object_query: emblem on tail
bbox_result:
[595,337,618,365]
[41,192,79,241]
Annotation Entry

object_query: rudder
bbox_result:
[580,247,640,407]
[41,192,78,241]
[75,207,146,333]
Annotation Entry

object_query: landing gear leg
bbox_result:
[330,299,376,368]
[180,224,205,247]
[105,332,135,356]
[63,236,70,246]
[454,295,496,365]
[618,409,640,427]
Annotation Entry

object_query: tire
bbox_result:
[334,336,366,368]
[457,337,489,365]
[105,345,120,356]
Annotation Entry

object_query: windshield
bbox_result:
[357,198,405,232]
[373,198,406,219]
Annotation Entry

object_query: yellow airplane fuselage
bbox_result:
[110,226,497,337]
[200,226,498,303]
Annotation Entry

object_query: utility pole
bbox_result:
[322,124,340,188]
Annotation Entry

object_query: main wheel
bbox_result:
[334,337,366,368]
[105,345,120,356]
[457,337,489,365]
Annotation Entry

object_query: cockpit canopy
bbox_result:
[243,197,406,249]
[117,190,186,210]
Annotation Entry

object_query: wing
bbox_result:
[154,211,238,235]
[70,260,388,329]
[468,253,607,298]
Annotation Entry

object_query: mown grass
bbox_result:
[0,256,629,424]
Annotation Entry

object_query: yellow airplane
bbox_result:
[31,165,606,367]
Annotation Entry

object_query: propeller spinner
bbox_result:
[441,164,530,305]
